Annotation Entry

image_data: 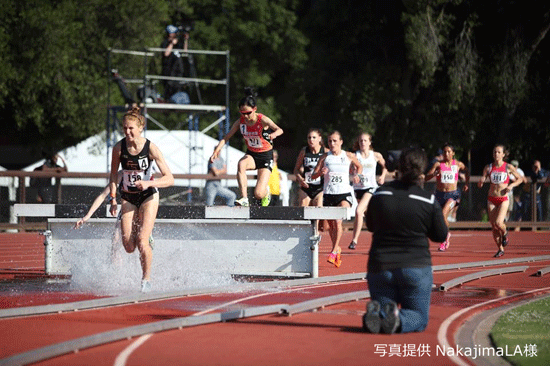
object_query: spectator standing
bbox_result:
[508,160,526,224]
[267,150,282,206]
[30,152,68,203]
[522,160,548,221]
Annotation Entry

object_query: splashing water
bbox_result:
[66,221,237,296]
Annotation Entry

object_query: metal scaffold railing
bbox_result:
[106,46,231,201]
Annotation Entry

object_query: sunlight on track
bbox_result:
[113,279,365,366]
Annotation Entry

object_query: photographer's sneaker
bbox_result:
[363,300,381,333]
[381,301,401,334]
[235,197,249,207]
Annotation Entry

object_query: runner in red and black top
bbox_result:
[210,88,283,207]
[478,144,522,257]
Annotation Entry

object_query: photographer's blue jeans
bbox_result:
[170,91,190,104]
[367,266,433,333]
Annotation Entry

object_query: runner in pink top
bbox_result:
[425,144,469,251]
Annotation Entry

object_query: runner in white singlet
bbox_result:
[311,131,362,268]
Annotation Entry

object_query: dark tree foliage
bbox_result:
[1,0,549,173]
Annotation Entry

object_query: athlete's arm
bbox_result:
[138,143,174,190]
[74,186,110,229]
[375,151,388,185]
[261,115,283,140]
[108,142,122,217]
[348,152,363,184]
[506,165,523,191]
[457,161,470,191]
[311,154,328,181]
[478,165,489,188]
[424,162,440,182]
[293,148,308,188]
[348,152,363,175]
[211,120,240,162]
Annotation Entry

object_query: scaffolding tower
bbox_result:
[106,47,231,201]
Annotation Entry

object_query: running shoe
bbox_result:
[438,242,446,252]
[141,280,151,293]
[363,300,381,333]
[327,249,342,267]
[335,247,342,268]
[502,232,509,247]
[235,197,249,207]
[381,301,401,334]
[261,187,271,207]
[494,250,505,258]
[348,241,357,250]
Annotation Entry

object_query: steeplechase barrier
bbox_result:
[14,204,350,278]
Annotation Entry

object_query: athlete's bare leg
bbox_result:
[237,155,255,198]
[351,193,372,246]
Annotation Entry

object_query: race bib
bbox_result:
[354,174,369,188]
[305,171,321,185]
[123,170,144,191]
[490,171,508,184]
[326,172,345,194]
[440,171,456,184]
[244,136,262,148]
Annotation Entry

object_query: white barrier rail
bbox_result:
[15,206,349,279]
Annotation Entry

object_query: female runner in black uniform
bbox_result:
[293,128,325,208]
[109,106,174,292]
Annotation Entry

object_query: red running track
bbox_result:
[1,229,550,366]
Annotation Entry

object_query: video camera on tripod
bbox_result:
[176,20,194,35]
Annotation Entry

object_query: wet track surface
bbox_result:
[1,230,550,366]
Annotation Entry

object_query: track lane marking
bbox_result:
[438,286,550,366]
[113,280,365,366]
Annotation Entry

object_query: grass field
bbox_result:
[491,296,550,366]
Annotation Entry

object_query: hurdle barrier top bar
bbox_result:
[13,204,348,220]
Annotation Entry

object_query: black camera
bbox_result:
[177,21,194,34]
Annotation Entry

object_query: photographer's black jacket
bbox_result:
[366,180,448,272]
[161,39,186,99]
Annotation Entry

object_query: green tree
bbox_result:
[0,0,308,166]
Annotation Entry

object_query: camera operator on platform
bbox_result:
[161,25,190,104]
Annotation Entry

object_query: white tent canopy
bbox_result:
[20,131,289,204]
[23,130,246,187]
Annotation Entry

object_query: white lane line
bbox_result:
[438,286,550,366]
[113,334,152,366]
[113,280,364,366]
